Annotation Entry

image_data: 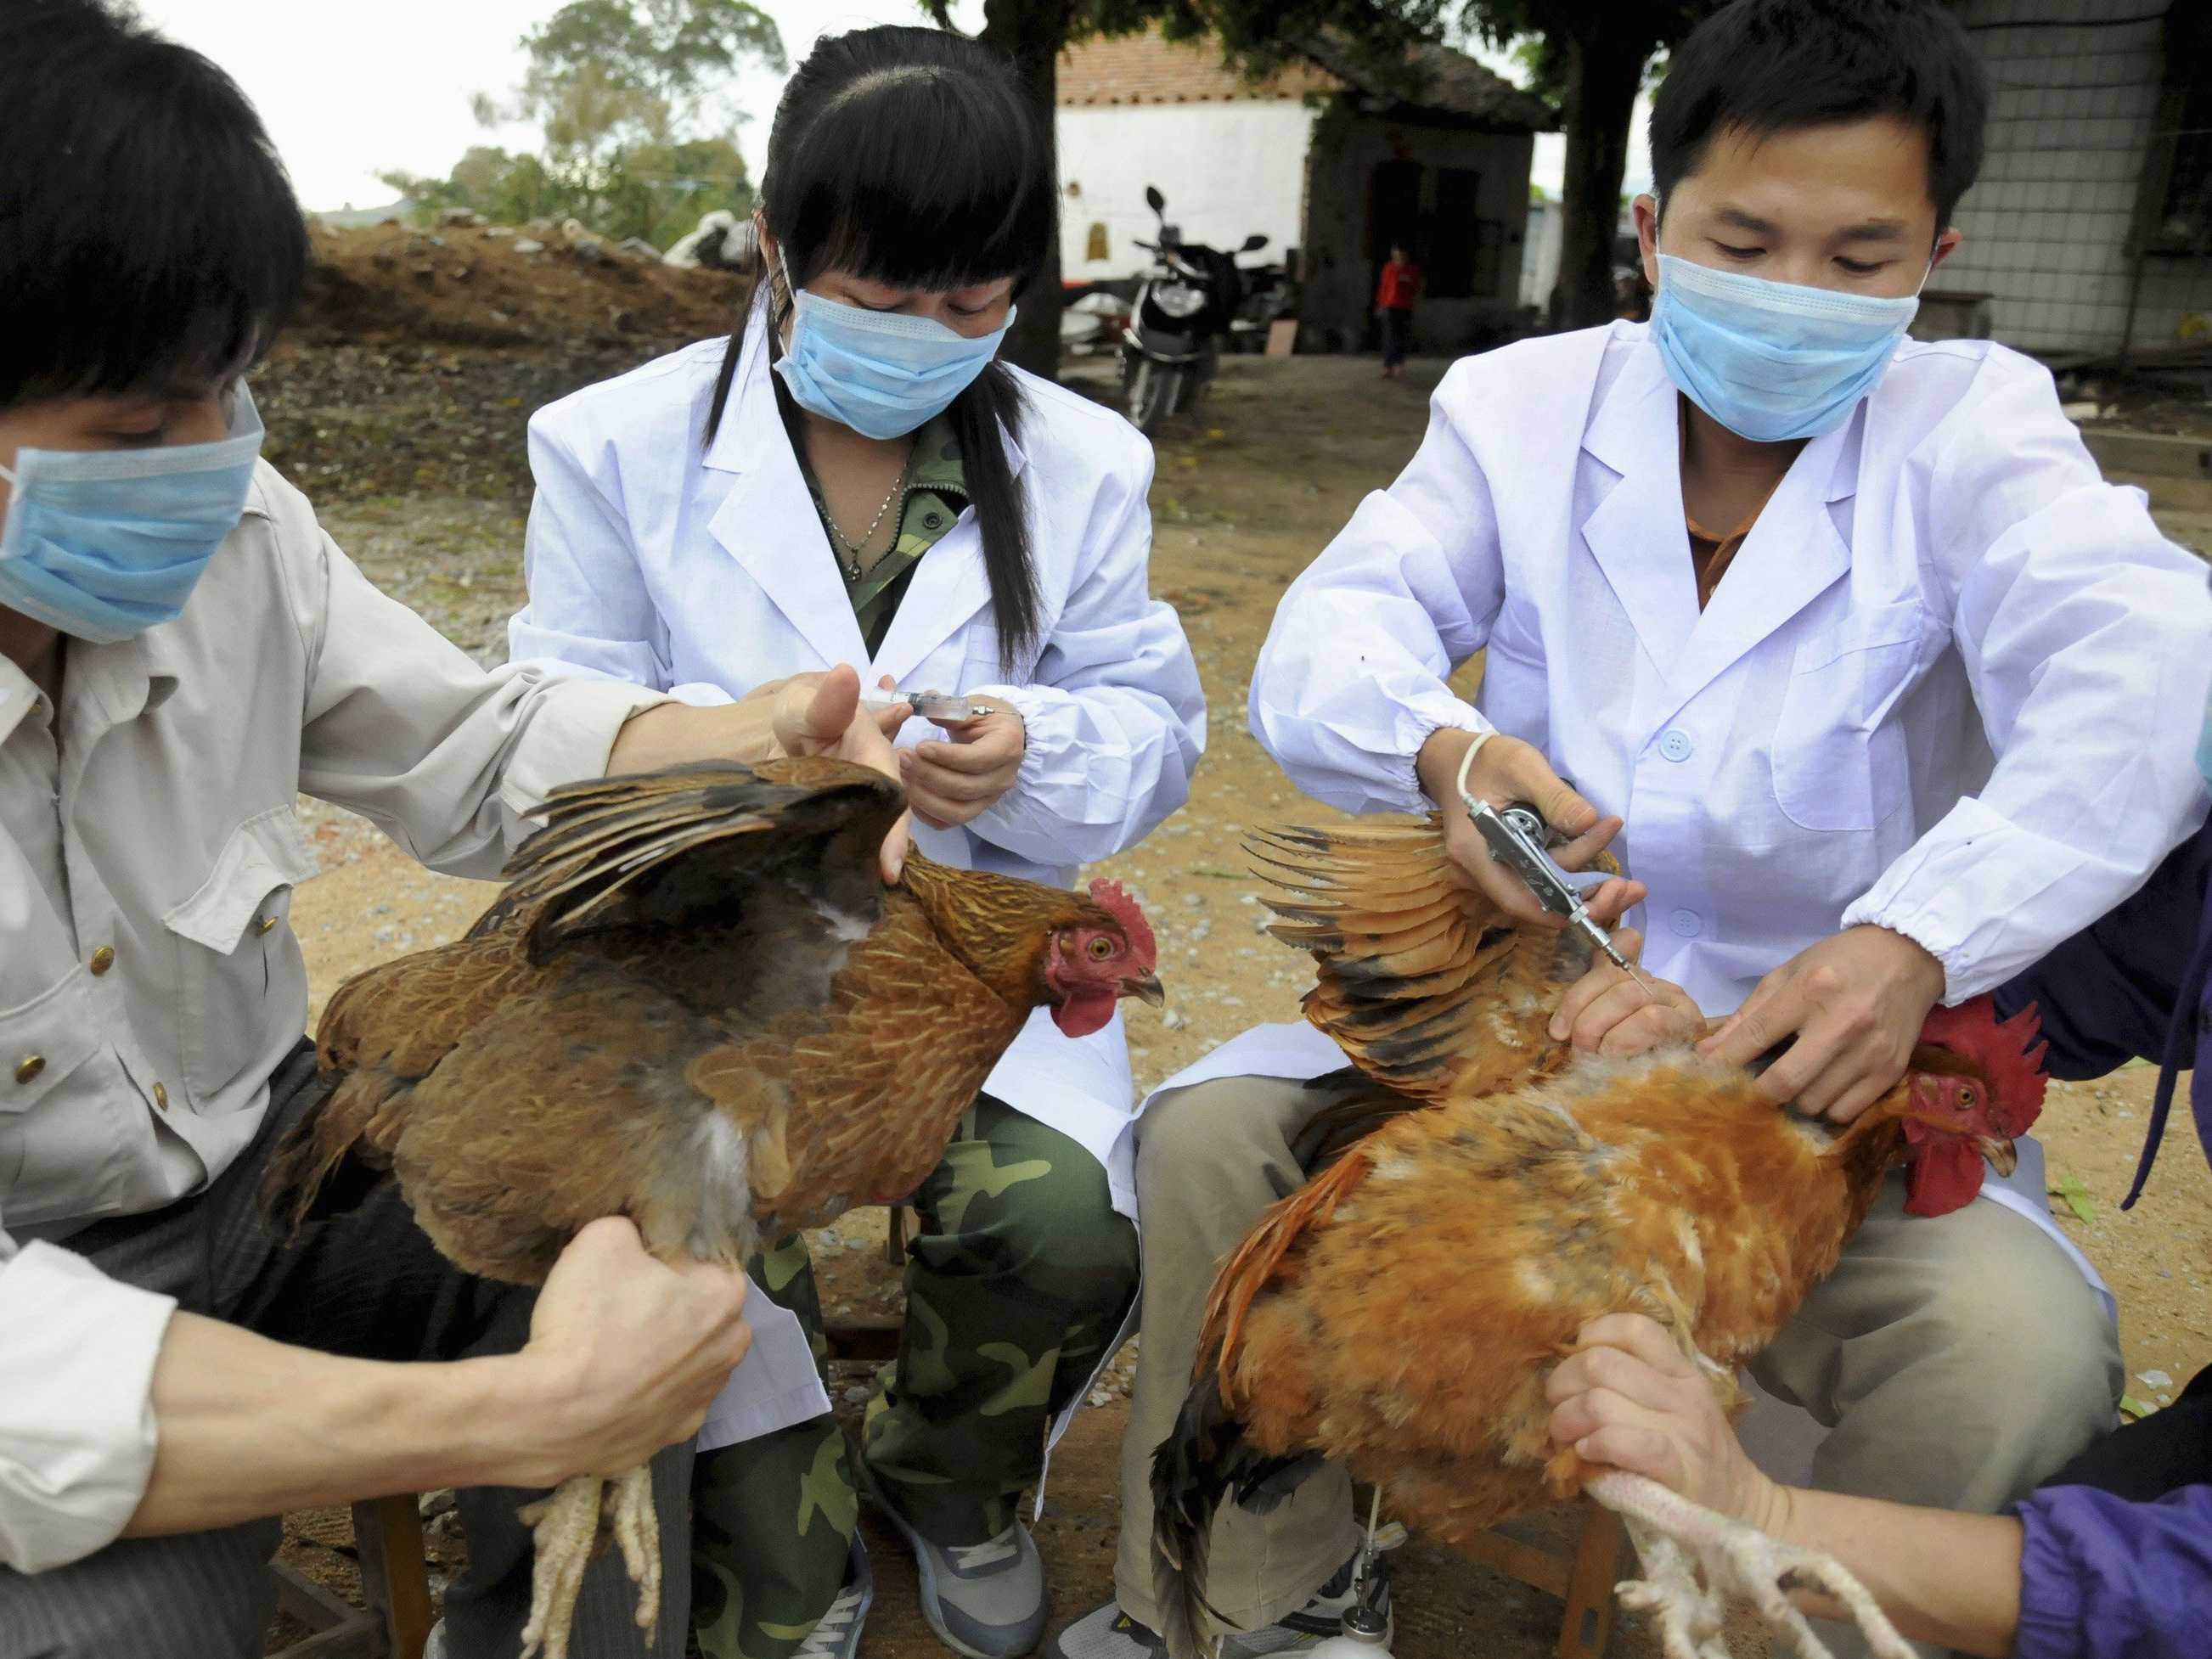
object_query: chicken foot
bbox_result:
[516,1465,662,1659]
[1586,1471,1913,1659]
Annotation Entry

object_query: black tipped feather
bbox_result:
[476,761,904,964]
[1149,1367,1320,1659]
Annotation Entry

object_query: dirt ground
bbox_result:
[263,344,2212,1658]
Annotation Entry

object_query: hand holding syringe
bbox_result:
[861,689,988,724]
[1454,735,1655,995]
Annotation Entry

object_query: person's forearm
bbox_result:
[127,1313,548,1536]
[1760,1484,2023,1657]
[605,699,775,775]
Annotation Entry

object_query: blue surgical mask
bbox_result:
[773,274,1013,441]
[1651,252,1922,443]
[0,392,263,643]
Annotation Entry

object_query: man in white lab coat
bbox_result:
[1051,3,2212,1658]
[0,6,912,1654]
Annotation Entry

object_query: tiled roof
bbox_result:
[1056,28,1341,107]
[1055,26,1555,132]
[1297,36,1556,131]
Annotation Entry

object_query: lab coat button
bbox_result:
[14,1055,44,1086]
[153,1082,169,1111]
[90,945,115,975]
[1659,729,1694,762]
[256,915,279,936]
[1669,909,1703,939]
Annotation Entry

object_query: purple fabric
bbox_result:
[1981,816,2212,1647]
[1992,817,2212,1200]
[2012,1483,2212,1659]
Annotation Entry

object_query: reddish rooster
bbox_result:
[1151,818,2045,1659]
[265,758,1162,1659]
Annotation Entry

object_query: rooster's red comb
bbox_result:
[1087,879,1156,965]
[1918,996,2050,1136]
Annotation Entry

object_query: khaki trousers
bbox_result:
[1111,1071,2122,1657]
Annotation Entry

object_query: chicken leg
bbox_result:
[517,1465,662,1659]
[1585,1471,1912,1659]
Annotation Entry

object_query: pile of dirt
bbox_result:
[294,219,750,352]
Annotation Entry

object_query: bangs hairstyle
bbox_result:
[705,25,1056,668]
[770,57,1055,296]
[0,0,308,409]
[1650,0,1989,231]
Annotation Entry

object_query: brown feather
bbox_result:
[263,760,1157,1294]
[1249,815,1614,1105]
[1202,1054,1905,1553]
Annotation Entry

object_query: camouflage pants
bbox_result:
[692,1094,1140,1659]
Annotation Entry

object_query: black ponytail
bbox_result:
[705,26,1055,670]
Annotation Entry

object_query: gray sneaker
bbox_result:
[1045,1556,1390,1659]
[794,1539,875,1659]
[858,1462,1046,1658]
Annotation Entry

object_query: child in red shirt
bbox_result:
[1375,243,1422,378]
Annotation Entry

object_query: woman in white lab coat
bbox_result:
[507,26,1204,1659]
[1055,7,2212,1656]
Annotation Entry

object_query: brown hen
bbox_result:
[1154,817,2045,1659]
[264,756,1162,1659]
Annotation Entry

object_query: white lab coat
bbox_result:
[1251,322,2212,1015]
[509,313,1205,1448]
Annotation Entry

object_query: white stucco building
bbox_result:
[1054,37,1335,283]
[1055,28,1556,354]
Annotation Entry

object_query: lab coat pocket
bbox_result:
[163,807,318,1105]
[1770,602,1925,834]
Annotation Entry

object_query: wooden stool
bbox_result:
[1462,1506,1629,1659]
[270,1494,435,1659]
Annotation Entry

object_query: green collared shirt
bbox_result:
[807,414,970,655]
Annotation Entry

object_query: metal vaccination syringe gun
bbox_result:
[1454,734,1655,997]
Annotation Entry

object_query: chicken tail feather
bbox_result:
[1148,1367,1317,1659]
[259,1072,396,1234]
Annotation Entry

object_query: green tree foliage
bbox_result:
[387,0,782,248]
[382,137,755,247]
[504,0,786,155]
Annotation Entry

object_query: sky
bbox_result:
[138,0,1636,216]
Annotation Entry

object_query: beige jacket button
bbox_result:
[90,945,115,975]
[13,1055,43,1086]
[256,915,279,936]
[153,1082,170,1111]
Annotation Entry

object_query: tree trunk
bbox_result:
[979,0,1073,382]
[1549,25,1652,331]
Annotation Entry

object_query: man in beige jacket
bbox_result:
[0,5,901,1653]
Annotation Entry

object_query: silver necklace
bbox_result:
[819,457,915,582]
